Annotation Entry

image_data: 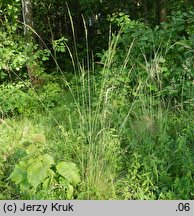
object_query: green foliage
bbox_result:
[0,81,63,117]
[0,0,21,33]
[0,82,31,116]
[56,162,80,185]
[0,32,27,81]
[102,12,194,107]
[0,28,51,82]
[0,0,51,83]
[1,0,194,201]
[9,134,80,199]
[0,1,26,81]
[119,111,194,200]
[36,82,64,108]
[53,37,68,53]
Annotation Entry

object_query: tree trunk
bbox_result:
[157,0,167,24]
[21,0,34,39]
[21,0,38,85]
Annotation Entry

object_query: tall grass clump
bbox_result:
[58,13,128,199]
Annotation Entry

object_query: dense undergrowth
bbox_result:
[0,11,194,200]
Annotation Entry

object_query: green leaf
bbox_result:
[66,184,74,199]
[56,162,80,185]
[42,178,50,190]
[26,144,36,154]
[19,180,31,192]
[27,161,49,189]
[41,154,55,167]
[42,56,48,61]
[9,162,27,184]
[32,134,46,144]
[42,169,55,190]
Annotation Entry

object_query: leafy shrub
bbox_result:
[102,12,194,107]
[0,81,64,117]
[0,0,51,83]
[0,82,32,116]
[9,134,80,199]
[36,82,64,109]
[0,31,28,82]
[0,30,51,83]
